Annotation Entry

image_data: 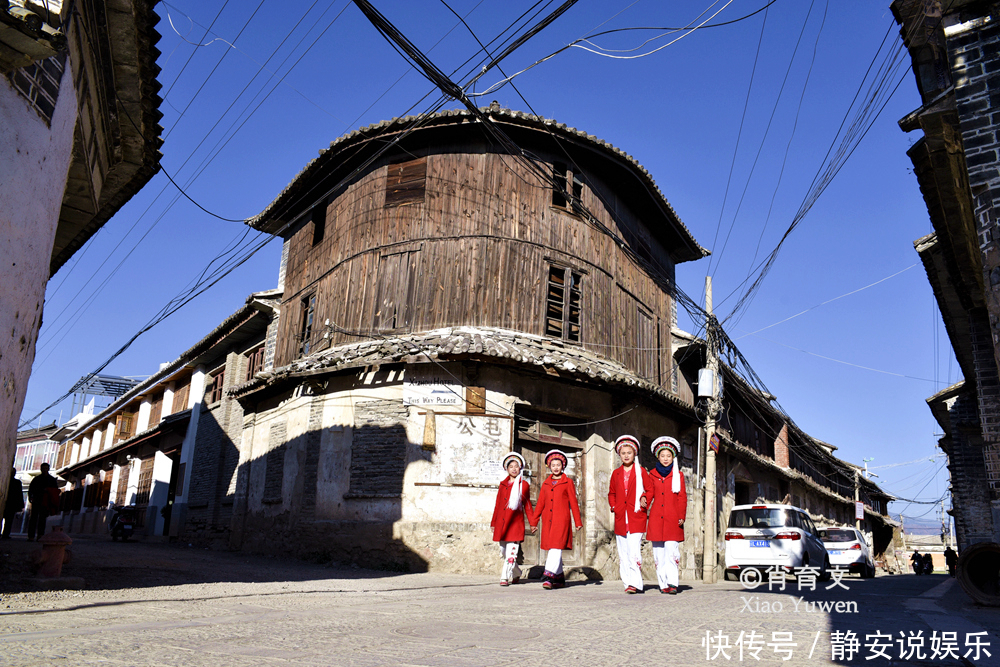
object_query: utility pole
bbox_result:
[940,499,948,548]
[856,457,874,531]
[900,514,907,551]
[854,468,861,531]
[702,276,719,584]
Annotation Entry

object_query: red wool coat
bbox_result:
[608,465,652,536]
[531,474,582,550]
[646,466,687,542]
[491,477,533,542]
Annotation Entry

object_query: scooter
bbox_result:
[109,505,138,542]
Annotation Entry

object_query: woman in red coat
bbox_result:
[530,449,582,589]
[647,436,687,594]
[608,435,652,593]
[491,452,534,586]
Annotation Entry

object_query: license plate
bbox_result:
[750,540,770,547]
[123,524,133,530]
[830,550,842,555]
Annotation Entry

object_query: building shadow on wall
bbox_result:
[226,413,430,576]
[1,417,431,593]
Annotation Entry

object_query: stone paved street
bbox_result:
[1,537,998,666]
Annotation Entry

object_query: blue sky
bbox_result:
[22,1,952,531]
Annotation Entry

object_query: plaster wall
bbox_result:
[231,361,704,579]
[0,64,77,507]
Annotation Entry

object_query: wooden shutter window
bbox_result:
[244,345,266,382]
[545,266,583,342]
[299,294,317,356]
[149,393,163,425]
[384,157,426,207]
[135,458,154,506]
[207,369,226,404]
[116,412,136,441]
[172,380,190,413]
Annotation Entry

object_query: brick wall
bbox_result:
[943,389,996,548]
[299,397,323,517]
[183,351,247,545]
[347,399,408,498]
[951,18,1000,501]
[774,423,789,469]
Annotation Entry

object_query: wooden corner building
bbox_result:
[229,106,709,574]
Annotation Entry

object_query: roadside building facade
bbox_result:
[0,0,163,510]
[52,293,278,542]
[220,106,893,579]
[893,0,1000,550]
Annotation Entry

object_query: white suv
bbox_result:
[818,527,875,578]
[724,504,830,581]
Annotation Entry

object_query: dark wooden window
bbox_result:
[244,345,266,382]
[545,266,582,342]
[206,368,226,404]
[299,294,317,355]
[117,464,131,505]
[115,412,136,441]
[135,458,154,506]
[385,157,426,207]
[84,480,98,508]
[172,379,191,413]
[311,199,327,246]
[149,393,163,425]
[97,477,112,508]
[551,162,583,211]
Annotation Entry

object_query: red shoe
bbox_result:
[500,580,510,587]
[625,586,638,594]
[511,577,520,585]
[542,580,553,589]
[665,586,678,595]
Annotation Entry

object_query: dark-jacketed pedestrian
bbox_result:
[2,467,24,538]
[27,462,59,541]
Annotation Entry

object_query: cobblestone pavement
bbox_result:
[1,537,998,666]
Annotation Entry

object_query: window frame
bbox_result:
[299,293,317,356]
[544,264,583,343]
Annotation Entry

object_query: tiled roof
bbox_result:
[230,325,693,414]
[247,106,707,261]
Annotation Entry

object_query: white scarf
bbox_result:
[632,466,645,513]
[506,474,523,510]
[672,466,681,494]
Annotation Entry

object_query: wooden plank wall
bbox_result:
[275,150,687,395]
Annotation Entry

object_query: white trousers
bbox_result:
[616,532,644,590]
[499,541,521,582]
[652,541,681,588]
[544,548,564,575]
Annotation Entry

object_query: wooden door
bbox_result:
[515,440,586,569]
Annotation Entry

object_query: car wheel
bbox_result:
[724,570,735,582]
[864,561,875,579]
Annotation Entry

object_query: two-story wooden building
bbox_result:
[227,105,710,576]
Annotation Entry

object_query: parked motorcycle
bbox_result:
[109,505,138,542]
